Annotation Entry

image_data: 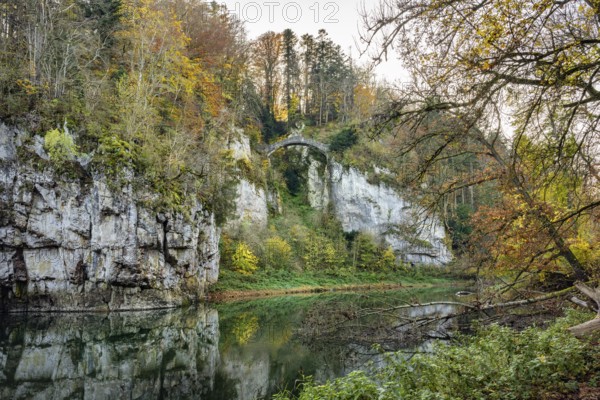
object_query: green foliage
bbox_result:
[212,267,453,294]
[377,247,397,271]
[302,234,345,271]
[1,0,248,219]
[276,372,379,400]
[350,233,379,270]
[232,242,260,275]
[96,134,137,176]
[44,128,79,163]
[447,203,475,251]
[329,127,358,153]
[236,155,267,189]
[279,310,599,400]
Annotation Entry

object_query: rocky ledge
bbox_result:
[0,124,220,312]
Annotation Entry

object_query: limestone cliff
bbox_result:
[0,124,220,312]
[328,162,452,265]
[225,131,268,232]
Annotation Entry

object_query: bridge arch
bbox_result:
[259,135,330,158]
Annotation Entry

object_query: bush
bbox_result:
[376,246,397,271]
[232,242,260,275]
[329,127,358,153]
[351,233,379,270]
[264,236,293,270]
[278,310,599,400]
[44,128,79,163]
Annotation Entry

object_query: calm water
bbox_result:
[0,287,469,400]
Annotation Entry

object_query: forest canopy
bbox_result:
[0,0,382,216]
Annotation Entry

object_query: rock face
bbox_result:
[225,133,268,231]
[227,180,268,231]
[326,162,452,265]
[0,124,220,312]
[307,153,330,211]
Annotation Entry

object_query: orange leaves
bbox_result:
[470,190,584,276]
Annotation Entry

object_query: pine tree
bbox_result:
[282,29,300,126]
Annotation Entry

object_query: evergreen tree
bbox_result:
[282,29,300,126]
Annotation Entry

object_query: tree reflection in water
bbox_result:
[0,287,468,400]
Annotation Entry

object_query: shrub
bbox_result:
[44,128,79,163]
[278,310,599,400]
[264,236,293,270]
[329,126,358,153]
[376,246,397,271]
[232,242,259,275]
[351,233,379,270]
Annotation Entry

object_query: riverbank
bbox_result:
[275,309,600,400]
[208,269,465,301]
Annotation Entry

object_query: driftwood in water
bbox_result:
[356,284,600,337]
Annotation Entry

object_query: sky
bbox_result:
[217,0,408,82]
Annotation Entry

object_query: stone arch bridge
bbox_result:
[258,135,330,157]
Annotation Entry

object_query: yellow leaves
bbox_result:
[232,313,260,345]
[16,79,38,95]
[264,236,293,269]
[232,242,260,275]
[377,247,397,271]
[353,85,377,119]
[568,221,600,273]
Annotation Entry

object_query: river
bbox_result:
[0,287,470,400]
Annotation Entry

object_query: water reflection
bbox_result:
[0,288,467,400]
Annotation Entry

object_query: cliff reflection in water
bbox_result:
[0,289,466,400]
[0,308,222,399]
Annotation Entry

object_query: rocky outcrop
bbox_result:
[307,156,330,211]
[313,161,452,266]
[227,180,268,231]
[225,132,268,231]
[0,124,220,312]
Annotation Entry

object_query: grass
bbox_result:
[209,268,461,300]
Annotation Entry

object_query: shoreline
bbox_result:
[208,281,467,302]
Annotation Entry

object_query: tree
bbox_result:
[377,246,397,271]
[300,33,316,116]
[252,31,283,120]
[360,0,600,284]
[352,233,379,270]
[172,0,247,111]
[0,0,117,127]
[282,29,300,126]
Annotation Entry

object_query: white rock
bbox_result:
[307,158,330,210]
[228,128,252,160]
[329,162,452,266]
[0,126,221,311]
[226,179,268,231]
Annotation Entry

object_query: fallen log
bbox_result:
[568,318,600,338]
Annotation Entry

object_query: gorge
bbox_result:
[1,124,450,312]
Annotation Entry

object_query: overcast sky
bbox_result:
[218,0,408,82]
